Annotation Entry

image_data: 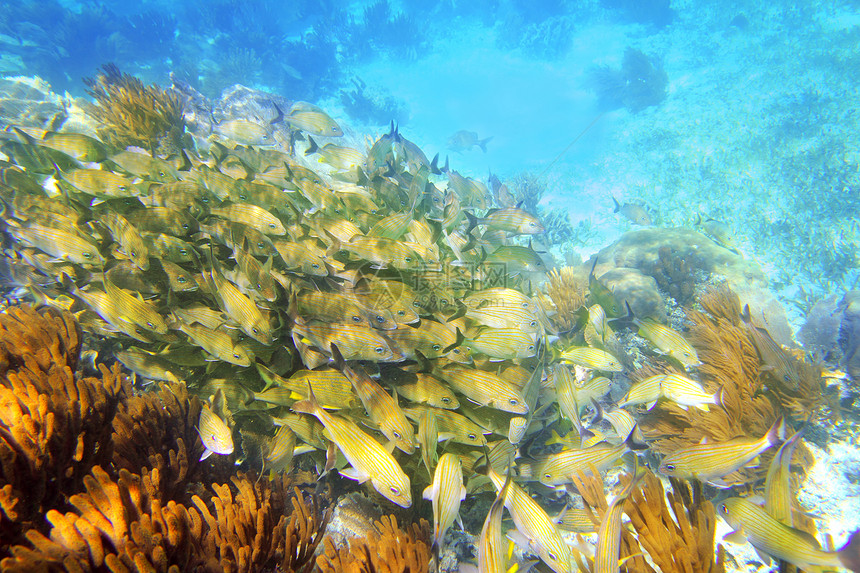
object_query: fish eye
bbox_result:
[83,252,93,259]
[352,316,362,323]
[182,223,190,230]
[390,486,400,495]
[664,464,675,472]
[720,504,728,514]
[397,310,405,316]
[252,328,259,334]
[268,223,276,229]
[509,399,518,406]
[405,256,412,263]
[393,431,401,439]
[146,321,154,328]
[783,374,792,382]
[257,242,265,249]
[256,283,263,290]
[179,249,188,255]
[375,346,385,354]
[468,433,476,440]
[233,353,241,359]
[413,302,421,308]
[544,473,551,479]
[311,263,320,269]
[177,276,187,283]
[529,320,538,327]
[432,344,441,351]
[158,171,166,177]
[452,348,460,354]
[528,345,535,351]
[130,250,137,257]
[200,197,210,203]
[119,185,128,191]
[239,194,247,201]
[548,552,558,561]
[376,316,385,324]
[441,397,450,404]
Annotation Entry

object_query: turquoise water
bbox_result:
[1,2,859,571]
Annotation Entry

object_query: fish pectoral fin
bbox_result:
[200,448,213,461]
[339,466,370,483]
[706,478,732,488]
[422,484,435,501]
[723,528,747,545]
[752,547,773,566]
[646,400,658,411]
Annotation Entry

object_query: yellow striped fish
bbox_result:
[464,327,538,361]
[256,364,359,410]
[660,373,720,411]
[478,467,511,573]
[292,385,411,507]
[552,507,597,533]
[659,418,784,487]
[439,366,528,414]
[633,316,701,369]
[210,203,286,236]
[104,275,168,334]
[404,406,487,447]
[487,467,572,573]
[467,207,544,235]
[531,441,629,487]
[553,364,589,440]
[331,344,415,454]
[765,425,806,526]
[418,408,439,477]
[204,250,273,344]
[718,497,860,571]
[100,212,149,271]
[388,370,460,409]
[291,319,400,362]
[263,424,296,473]
[173,320,252,367]
[423,452,466,552]
[198,405,234,460]
[595,469,643,573]
[559,347,623,372]
[7,222,105,267]
[616,375,665,410]
[466,303,542,334]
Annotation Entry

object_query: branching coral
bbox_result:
[316,515,432,573]
[623,474,726,573]
[111,382,210,503]
[570,469,725,573]
[84,64,185,154]
[0,305,124,550]
[546,266,588,331]
[3,469,329,573]
[637,285,822,486]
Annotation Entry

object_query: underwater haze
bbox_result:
[0,0,859,572]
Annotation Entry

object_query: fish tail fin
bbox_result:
[429,153,441,175]
[478,136,493,153]
[624,424,649,451]
[465,211,478,235]
[271,102,284,125]
[291,380,320,416]
[767,417,786,445]
[612,196,621,212]
[305,135,319,156]
[840,531,860,572]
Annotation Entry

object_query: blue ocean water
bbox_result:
[1,1,859,570]
[3,0,855,308]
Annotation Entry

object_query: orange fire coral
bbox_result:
[0,305,124,550]
[316,515,432,573]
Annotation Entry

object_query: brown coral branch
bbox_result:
[317,514,432,573]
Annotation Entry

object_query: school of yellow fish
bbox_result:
[0,101,857,573]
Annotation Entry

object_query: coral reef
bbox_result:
[838,290,860,380]
[84,64,185,154]
[587,48,669,113]
[570,469,725,573]
[316,515,432,573]
[637,285,828,486]
[0,305,123,549]
[641,245,705,306]
[545,266,588,331]
[340,77,409,127]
